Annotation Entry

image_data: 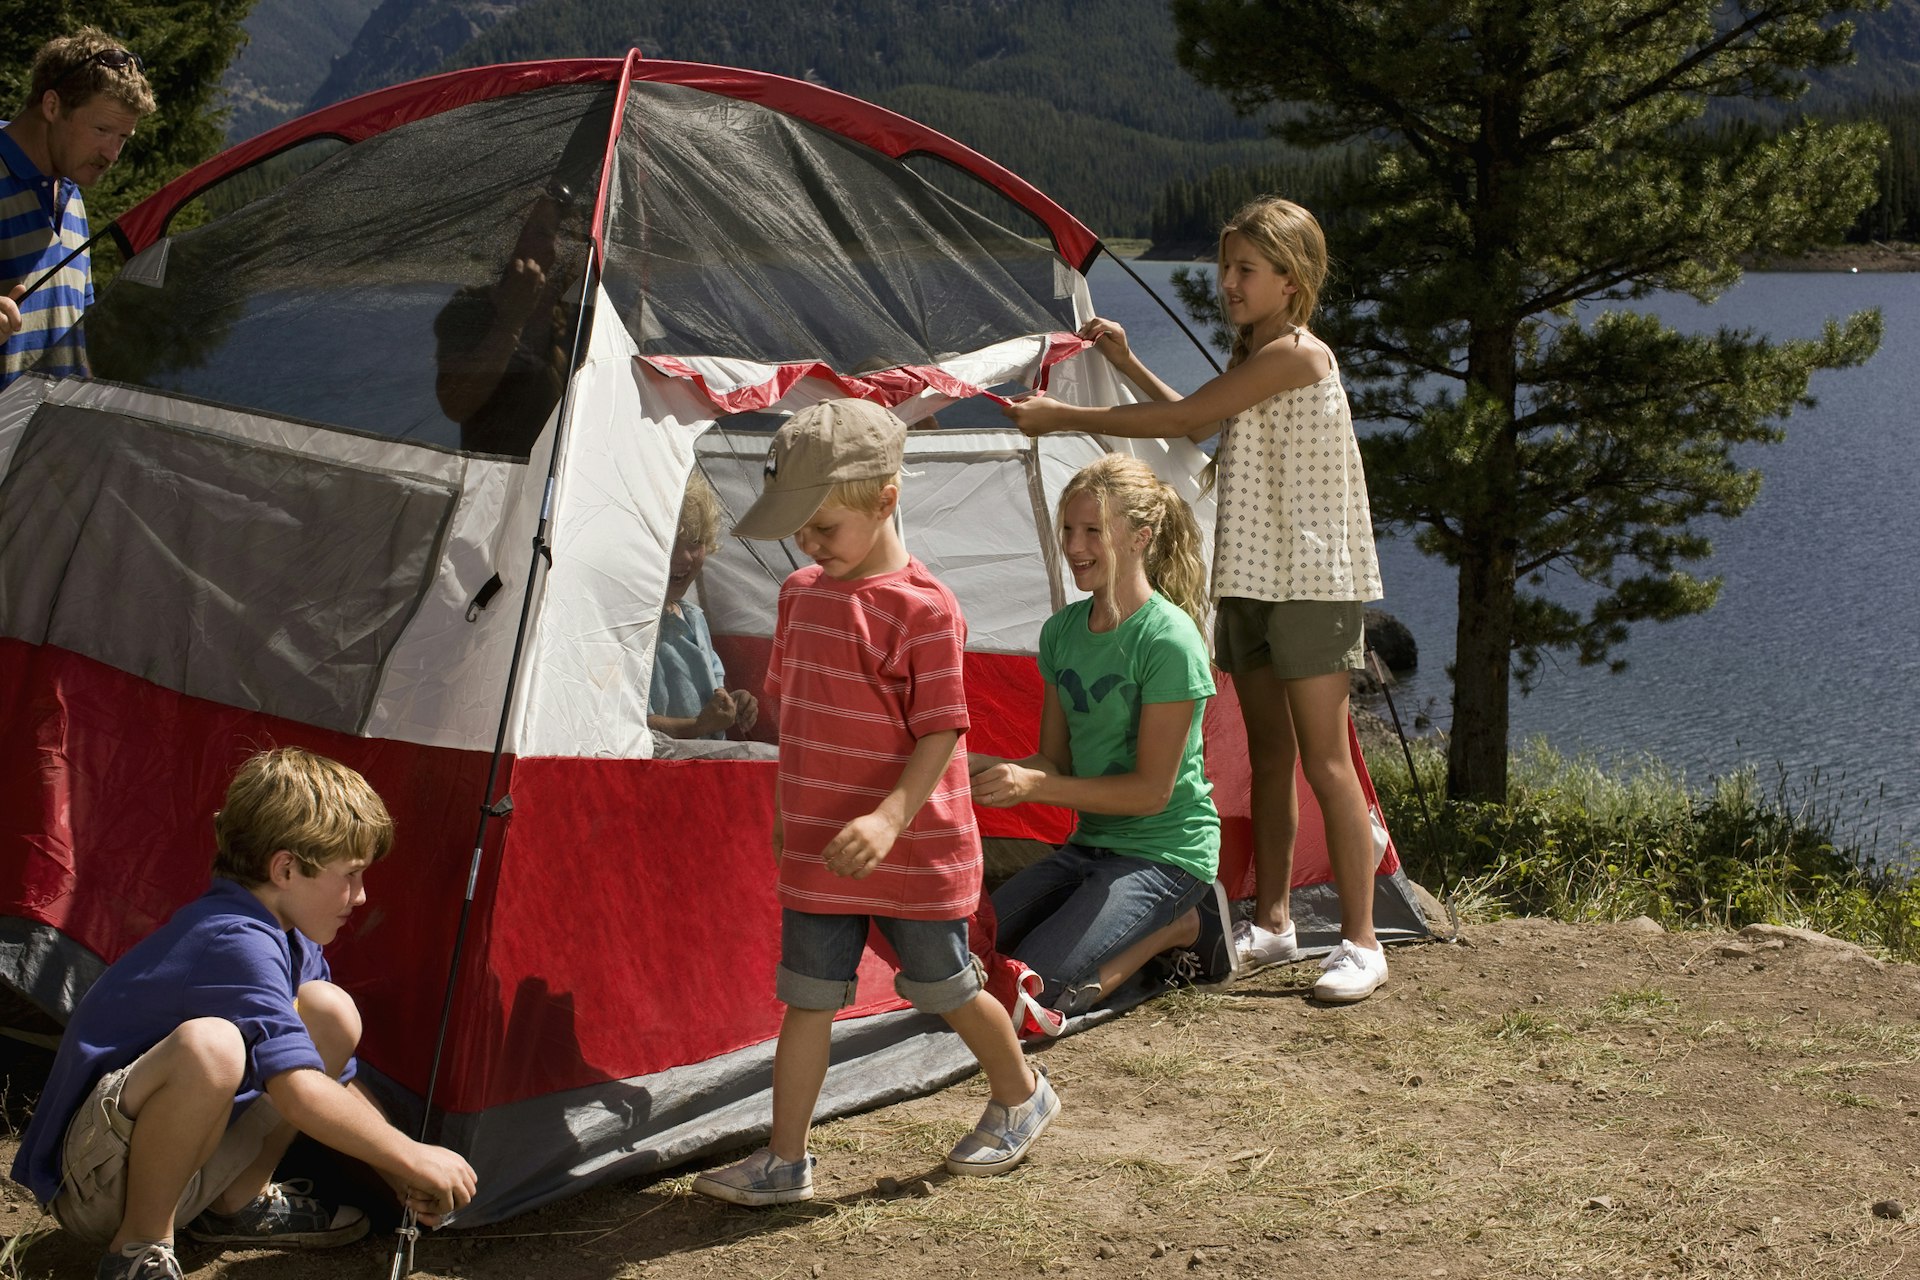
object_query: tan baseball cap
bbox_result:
[731,399,907,541]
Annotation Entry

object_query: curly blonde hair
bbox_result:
[677,471,723,555]
[1060,455,1208,636]
[1219,196,1328,368]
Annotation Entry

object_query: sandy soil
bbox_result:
[4,915,1917,1279]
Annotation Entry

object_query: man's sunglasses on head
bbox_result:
[49,48,143,96]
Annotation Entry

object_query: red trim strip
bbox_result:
[588,51,643,260]
[639,333,1091,414]
[114,58,1101,270]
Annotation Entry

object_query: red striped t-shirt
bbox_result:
[765,558,980,920]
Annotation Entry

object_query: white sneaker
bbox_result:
[1232,919,1301,974]
[1312,939,1388,1003]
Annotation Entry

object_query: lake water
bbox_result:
[1087,258,1920,857]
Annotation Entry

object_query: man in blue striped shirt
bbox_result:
[2,28,154,390]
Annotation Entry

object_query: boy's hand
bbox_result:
[970,760,1043,808]
[771,812,784,864]
[397,1141,478,1227]
[692,688,738,736]
[0,285,23,338]
[730,689,760,732]
[822,812,900,878]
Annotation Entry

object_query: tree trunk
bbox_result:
[1448,534,1516,801]
[1449,298,1522,802]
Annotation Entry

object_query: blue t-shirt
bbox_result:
[649,599,728,739]
[1038,593,1220,881]
[12,878,344,1205]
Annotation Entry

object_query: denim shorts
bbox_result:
[778,910,984,1015]
[990,842,1210,1013]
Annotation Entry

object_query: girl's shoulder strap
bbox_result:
[1295,326,1338,376]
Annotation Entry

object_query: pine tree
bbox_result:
[1171,0,1885,800]
[1,2,256,250]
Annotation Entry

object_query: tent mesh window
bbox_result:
[83,84,616,457]
[80,79,1081,460]
[601,81,1076,370]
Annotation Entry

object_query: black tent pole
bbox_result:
[1095,241,1223,375]
[385,239,601,1279]
[13,223,114,303]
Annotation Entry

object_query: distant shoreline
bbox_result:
[1113,238,1920,271]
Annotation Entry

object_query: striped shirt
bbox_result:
[766,558,981,920]
[1,122,91,389]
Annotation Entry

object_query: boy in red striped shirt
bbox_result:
[692,399,1059,1206]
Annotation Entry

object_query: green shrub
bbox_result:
[1369,738,1920,962]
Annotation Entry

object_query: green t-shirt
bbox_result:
[1038,593,1220,883]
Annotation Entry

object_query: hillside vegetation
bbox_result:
[222,0,1920,243]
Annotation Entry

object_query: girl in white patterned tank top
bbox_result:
[1005,197,1390,1004]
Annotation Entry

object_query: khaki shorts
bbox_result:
[51,1058,282,1247]
[1215,597,1366,680]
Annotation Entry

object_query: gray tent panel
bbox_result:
[0,404,457,734]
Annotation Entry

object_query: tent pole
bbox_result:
[388,54,645,1277]
[1366,649,1445,890]
[1097,242,1223,375]
[387,236,607,1280]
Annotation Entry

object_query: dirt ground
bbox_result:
[4,915,1917,1280]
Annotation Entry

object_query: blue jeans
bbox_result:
[777,910,984,1015]
[990,842,1208,1013]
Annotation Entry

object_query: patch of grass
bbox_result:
[1103,1048,1204,1085]
[1488,1010,1567,1041]
[1596,986,1680,1020]
[1371,738,1920,961]
[0,1223,54,1280]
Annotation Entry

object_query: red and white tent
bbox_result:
[0,54,1426,1223]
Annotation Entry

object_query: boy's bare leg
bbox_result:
[769,1007,835,1163]
[940,993,1037,1105]
[1234,664,1302,934]
[1283,670,1378,949]
[111,1019,247,1252]
[1095,907,1199,995]
[208,980,363,1213]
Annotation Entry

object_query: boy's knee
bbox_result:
[119,1018,245,1118]
[296,980,362,1071]
[169,1017,248,1088]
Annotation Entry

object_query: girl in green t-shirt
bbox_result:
[970,456,1234,1027]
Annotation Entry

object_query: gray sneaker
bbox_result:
[946,1062,1060,1176]
[95,1241,182,1280]
[690,1147,817,1206]
[184,1179,367,1248]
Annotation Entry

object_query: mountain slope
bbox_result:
[222,0,385,141]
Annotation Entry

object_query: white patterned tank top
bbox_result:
[1210,340,1383,604]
